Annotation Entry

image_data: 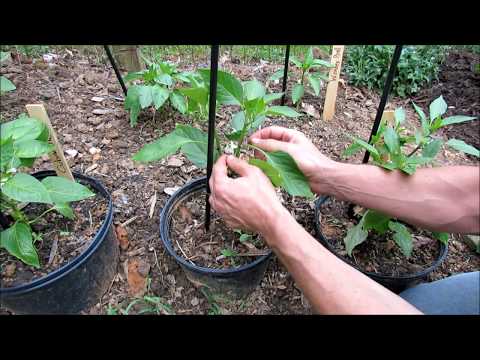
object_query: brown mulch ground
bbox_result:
[0,48,478,315]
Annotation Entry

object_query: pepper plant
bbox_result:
[133,69,314,199]
[343,95,479,257]
[0,115,94,267]
[270,47,333,109]
[124,58,191,126]
[0,52,16,96]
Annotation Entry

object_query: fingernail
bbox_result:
[251,138,259,144]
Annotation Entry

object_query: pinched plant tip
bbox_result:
[132,69,313,199]
[342,96,478,257]
[0,115,95,267]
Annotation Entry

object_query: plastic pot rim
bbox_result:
[0,170,113,296]
[314,195,448,281]
[159,176,273,276]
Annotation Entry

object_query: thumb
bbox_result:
[226,155,253,177]
[250,137,291,153]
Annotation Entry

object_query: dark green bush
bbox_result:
[344,45,450,97]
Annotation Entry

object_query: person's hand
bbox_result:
[209,154,290,238]
[249,126,339,195]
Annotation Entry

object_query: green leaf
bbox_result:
[446,139,480,157]
[231,111,245,132]
[266,106,301,118]
[0,51,10,63]
[412,102,430,136]
[199,69,243,106]
[290,56,303,68]
[0,76,16,93]
[123,71,145,83]
[151,85,170,109]
[440,115,477,127]
[54,202,75,219]
[414,128,423,145]
[177,124,214,168]
[422,139,443,158]
[406,156,433,165]
[394,107,406,127]
[342,142,363,157]
[243,80,265,101]
[429,95,447,122]
[41,177,95,203]
[307,75,321,96]
[292,84,304,104]
[304,47,314,68]
[169,91,187,114]
[269,70,284,81]
[124,86,141,126]
[263,151,313,198]
[179,87,208,107]
[221,248,237,257]
[432,232,449,245]
[312,59,334,68]
[348,136,379,157]
[383,127,400,154]
[344,219,368,256]
[239,234,252,243]
[248,158,283,187]
[137,85,153,109]
[388,221,413,258]
[250,114,266,132]
[363,210,391,234]
[0,137,16,171]
[3,173,52,203]
[155,73,173,86]
[1,117,44,142]
[263,92,284,104]
[0,222,39,268]
[225,130,243,141]
[132,131,192,163]
[13,140,54,158]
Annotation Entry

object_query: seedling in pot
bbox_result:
[133,68,314,199]
[343,96,478,257]
[0,115,94,267]
[123,56,191,126]
[270,47,334,110]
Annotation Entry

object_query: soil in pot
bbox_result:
[318,197,442,276]
[0,185,107,288]
[170,188,270,270]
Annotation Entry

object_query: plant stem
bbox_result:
[28,207,56,225]
[407,144,422,157]
[214,129,222,155]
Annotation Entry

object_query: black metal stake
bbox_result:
[205,45,220,232]
[362,45,403,164]
[281,45,290,106]
[103,45,128,96]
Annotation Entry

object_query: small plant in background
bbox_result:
[0,115,94,267]
[123,57,192,126]
[133,69,314,199]
[343,96,479,257]
[344,45,450,97]
[0,52,16,95]
[270,47,333,109]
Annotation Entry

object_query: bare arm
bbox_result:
[209,155,422,314]
[250,126,480,234]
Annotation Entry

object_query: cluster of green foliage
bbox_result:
[133,68,314,199]
[270,47,333,108]
[344,45,450,97]
[343,96,479,257]
[0,52,16,95]
[124,58,192,126]
[0,116,94,267]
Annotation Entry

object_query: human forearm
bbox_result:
[314,163,480,234]
[262,210,422,314]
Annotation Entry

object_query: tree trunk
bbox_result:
[111,46,145,72]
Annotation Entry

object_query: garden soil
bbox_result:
[0,48,478,315]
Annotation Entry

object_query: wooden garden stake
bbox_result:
[382,110,395,126]
[323,45,345,121]
[25,104,74,181]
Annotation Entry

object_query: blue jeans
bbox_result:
[399,271,480,315]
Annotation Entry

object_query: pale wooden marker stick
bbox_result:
[323,45,345,121]
[25,104,74,181]
[382,110,395,126]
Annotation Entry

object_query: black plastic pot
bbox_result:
[314,196,448,293]
[160,177,272,299]
[0,171,118,314]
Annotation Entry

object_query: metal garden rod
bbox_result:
[281,45,290,106]
[205,45,220,232]
[103,45,128,96]
[362,45,403,164]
